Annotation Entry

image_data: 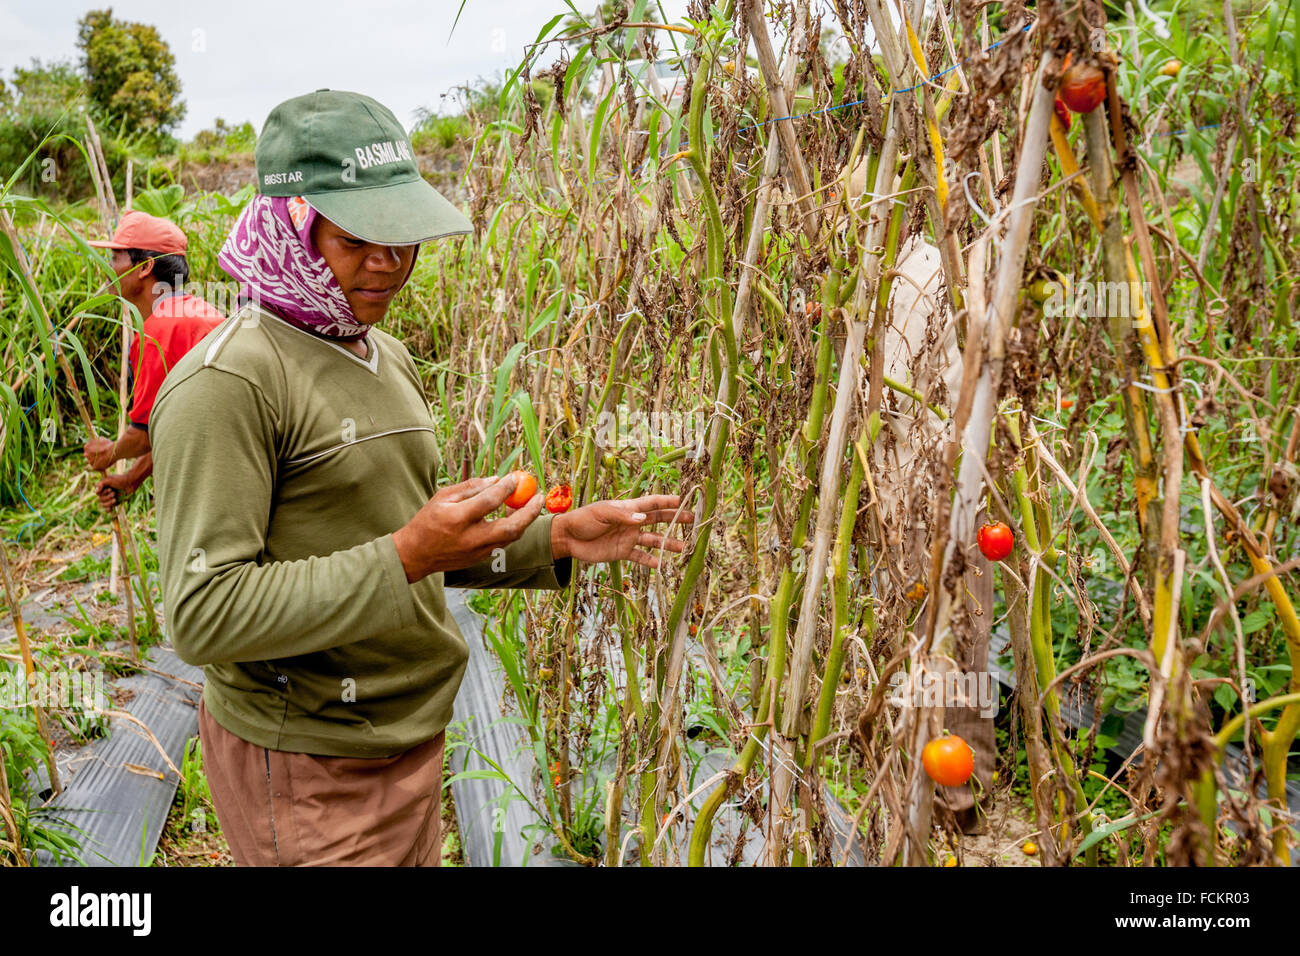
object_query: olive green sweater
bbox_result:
[150,304,570,757]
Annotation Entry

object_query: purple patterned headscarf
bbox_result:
[218,195,415,339]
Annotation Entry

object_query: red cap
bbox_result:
[87,210,188,255]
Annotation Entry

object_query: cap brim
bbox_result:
[302,178,473,245]
[86,239,126,249]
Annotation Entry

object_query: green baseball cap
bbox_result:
[255,89,472,244]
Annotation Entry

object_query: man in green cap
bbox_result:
[149,90,691,866]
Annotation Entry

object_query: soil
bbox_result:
[154,794,233,867]
[943,788,1043,867]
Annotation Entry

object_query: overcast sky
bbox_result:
[0,0,697,139]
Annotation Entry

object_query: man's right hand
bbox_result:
[391,474,544,583]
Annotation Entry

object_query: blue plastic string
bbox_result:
[737,22,1034,133]
[6,402,47,544]
[602,23,1207,188]
[1152,122,1220,138]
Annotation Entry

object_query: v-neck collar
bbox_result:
[261,308,381,375]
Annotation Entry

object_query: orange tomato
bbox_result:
[922,734,975,787]
[505,470,537,509]
[545,484,572,513]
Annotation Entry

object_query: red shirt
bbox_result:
[128,294,226,428]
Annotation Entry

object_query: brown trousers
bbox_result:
[198,697,444,866]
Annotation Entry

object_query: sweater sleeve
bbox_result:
[150,368,419,667]
[443,512,573,590]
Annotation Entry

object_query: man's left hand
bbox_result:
[84,437,116,472]
[550,495,693,569]
[96,474,135,510]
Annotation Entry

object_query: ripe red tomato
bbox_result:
[545,484,572,513]
[1060,62,1106,114]
[977,521,1015,561]
[505,470,537,509]
[1053,95,1072,130]
[922,735,974,788]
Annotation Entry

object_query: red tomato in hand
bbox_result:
[1060,62,1107,114]
[922,735,974,787]
[977,521,1015,562]
[505,470,537,509]
[545,484,572,513]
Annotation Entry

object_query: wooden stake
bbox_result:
[0,539,61,796]
[0,209,155,657]
[84,113,119,222]
[744,1,820,246]
[110,159,133,596]
[85,129,149,659]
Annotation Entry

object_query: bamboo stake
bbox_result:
[640,26,743,864]
[766,106,905,866]
[0,540,61,796]
[0,754,27,866]
[911,48,1061,865]
[110,159,133,595]
[0,210,156,655]
[84,113,119,222]
[743,0,820,246]
[81,127,144,658]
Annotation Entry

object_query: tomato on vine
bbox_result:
[977,521,1015,561]
[922,734,975,788]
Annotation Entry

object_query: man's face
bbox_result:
[107,249,140,297]
[310,216,417,325]
[106,249,161,306]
